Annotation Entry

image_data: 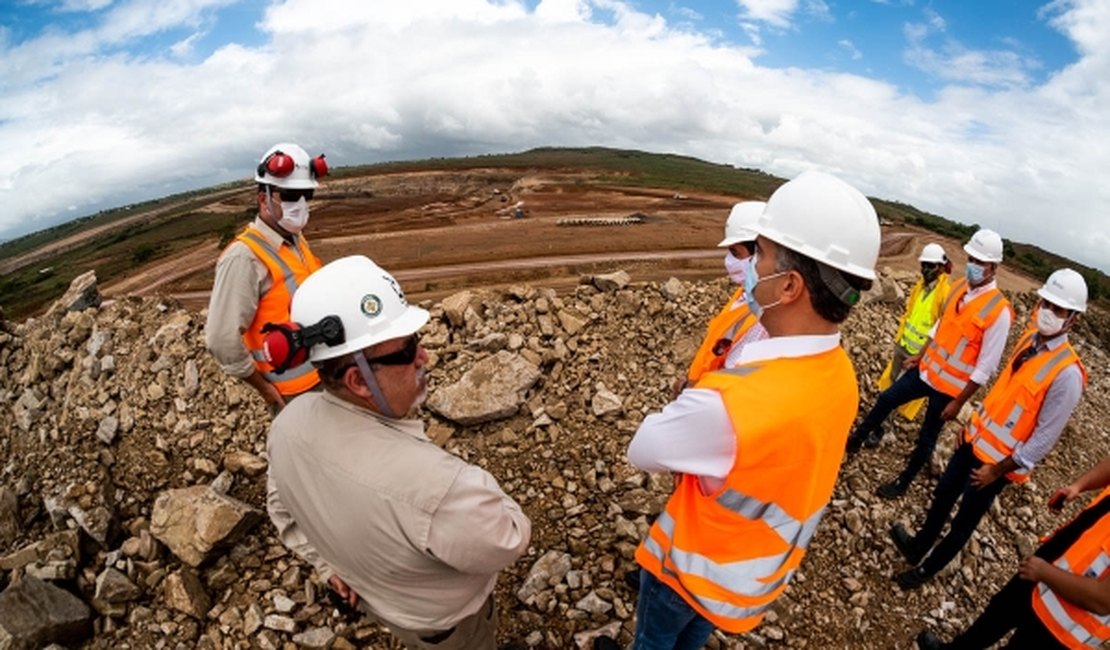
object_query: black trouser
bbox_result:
[947,494,1110,649]
[852,369,953,485]
[914,443,1009,576]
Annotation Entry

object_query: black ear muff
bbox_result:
[259,150,295,179]
[310,154,328,179]
[261,316,346,374]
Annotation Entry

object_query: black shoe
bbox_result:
[846,432,867,454]
[623,569,640,591]
[890,523,927,565]
[915,629,945,649]
[593,636,621,650]
[896,566,932,590]
[877,478,909,500]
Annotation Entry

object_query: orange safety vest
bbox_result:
[964,327,1086,482]
[636,346,859,633]
[920,278,1012,398]
[896,274,950,355]
[1031,488,1110,648]
[686,287,758,383]
[235,227,322,396]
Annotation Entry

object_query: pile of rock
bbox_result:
[0,268,1107,648]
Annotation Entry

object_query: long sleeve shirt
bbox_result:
[628,334,842,492]
[924,278,1012,388]
[204,217,284,378]
[267,391,531,630]
[1010,333,1084,470]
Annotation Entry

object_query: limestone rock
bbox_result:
[660,277,685,300]
[517,550,572,604]
[0,576,92,649]
[163,568,211,619]
[440,290,474,327]
[592,270,630,292]
[0,487,20,549]
[426,351,541,425]
[150,486,262,567]
[46,270,101,317]
[222,450,268,477]
[591,383,623,418]
[293,626,336,648]
[94,567,142,604]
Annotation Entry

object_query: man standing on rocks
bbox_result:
[621,171,879,648]
[205,142,327,414]
[266,255,531,650]
[916,455,1110,649]
[847,229,1013,500]
[891,269,1088,590]
[677,201,769,394]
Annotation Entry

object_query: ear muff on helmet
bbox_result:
[258,151,329,180]
[261,315,345,374]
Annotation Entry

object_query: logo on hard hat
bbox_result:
[360,294,383,317]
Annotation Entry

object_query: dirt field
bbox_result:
[100,168,1040,308]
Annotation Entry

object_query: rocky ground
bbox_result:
[1,267,1108,649]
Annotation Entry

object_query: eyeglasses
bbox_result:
[364,334,421,367]
[277,188,315,202]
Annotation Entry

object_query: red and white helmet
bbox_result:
[254,143,327,190]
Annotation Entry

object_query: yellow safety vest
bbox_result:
[896,274,950,355]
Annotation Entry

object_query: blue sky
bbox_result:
[1,0,1107,272]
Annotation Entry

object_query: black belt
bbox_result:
[419,626,456,644]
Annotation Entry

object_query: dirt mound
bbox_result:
[1,270,1108,648]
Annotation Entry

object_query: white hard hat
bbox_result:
[291,256,430,362]
[1037,268,1088,313]
[254,143,327,190]
[755,171,880,280]
[718,201,767,247]
[918,243,947,264]
[963,228,1004,263]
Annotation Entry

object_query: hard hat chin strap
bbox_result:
[354,352,398,419]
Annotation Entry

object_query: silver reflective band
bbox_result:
[716,488,825,549]
[241,230,301,298]
[1037,582,1108,647]
[262,360,316,382]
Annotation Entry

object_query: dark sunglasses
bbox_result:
[364,334,421,367]
[277,188,315,202]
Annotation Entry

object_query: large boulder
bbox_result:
[150,486,262,567]
[45,270,101,317]
[0,576,92,649]
[426,351,541,425]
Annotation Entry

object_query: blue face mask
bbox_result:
[966,261,987,285]
[743,254,787,318]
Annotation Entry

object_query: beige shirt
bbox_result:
[267,391,532,630]
[204,217,289,378]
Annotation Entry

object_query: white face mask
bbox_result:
[724,251,748,285]
[277,197,310,234]
[1036,306,1069,337]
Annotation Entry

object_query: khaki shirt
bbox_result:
[267,391,532,630]
[204,217,288,378]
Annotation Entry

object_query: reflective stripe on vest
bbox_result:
[235,228,320,395]
[920,281,1009,397]
[964,329,1083,483]
[1034,556,1110,647]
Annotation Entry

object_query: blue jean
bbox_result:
[633,570,716,650]
[855,369,953,486]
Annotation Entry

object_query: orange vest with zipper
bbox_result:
[686,287,758,383]
[235,226,322,396]
[1031,487,1110,648]
[636,346,859,633]
[920,278,1012,398]
[964,327,1086,482]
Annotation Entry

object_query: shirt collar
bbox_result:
[736,332,841,366]
[252,216,297,249]
[321,391,428,441]
[964,278,997,299]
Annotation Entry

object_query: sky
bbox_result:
[1,0,1107,272]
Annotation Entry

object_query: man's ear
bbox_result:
[779,269,807,305]
[341,363,370,399]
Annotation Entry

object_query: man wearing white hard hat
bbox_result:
[867,243,954,439]
[265,256,531,649]
[848,229,1014,501]
[891,269,1088,591]
[619,172,879,647]
[205,143,328,413]
[678,201,770,392]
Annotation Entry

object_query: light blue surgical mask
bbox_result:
[966,261,987,285]
[743,254,787,318]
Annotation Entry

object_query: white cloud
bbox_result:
[838,39,862,61]
[735,0,798,29]
[902,9,1040,89]
[0,0,1108,271]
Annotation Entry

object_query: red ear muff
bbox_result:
[261,316,345,374]
[258,150,296,179]
[310,154,328,179]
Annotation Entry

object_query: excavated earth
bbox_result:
[1,264,1108,649]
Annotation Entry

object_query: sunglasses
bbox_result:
[364,334,421,367]
[277,188,315,202]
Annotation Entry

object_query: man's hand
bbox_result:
[670,377,689,401]
[970,463,1003,489]
[1018,556,1051,582]
[901,354,922,371]
[328,575,359,608]
[245,370,286,415]
[1049,484,1081,512]
[940,399,963,422]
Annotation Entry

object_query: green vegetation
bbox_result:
[2,147,1106,319]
